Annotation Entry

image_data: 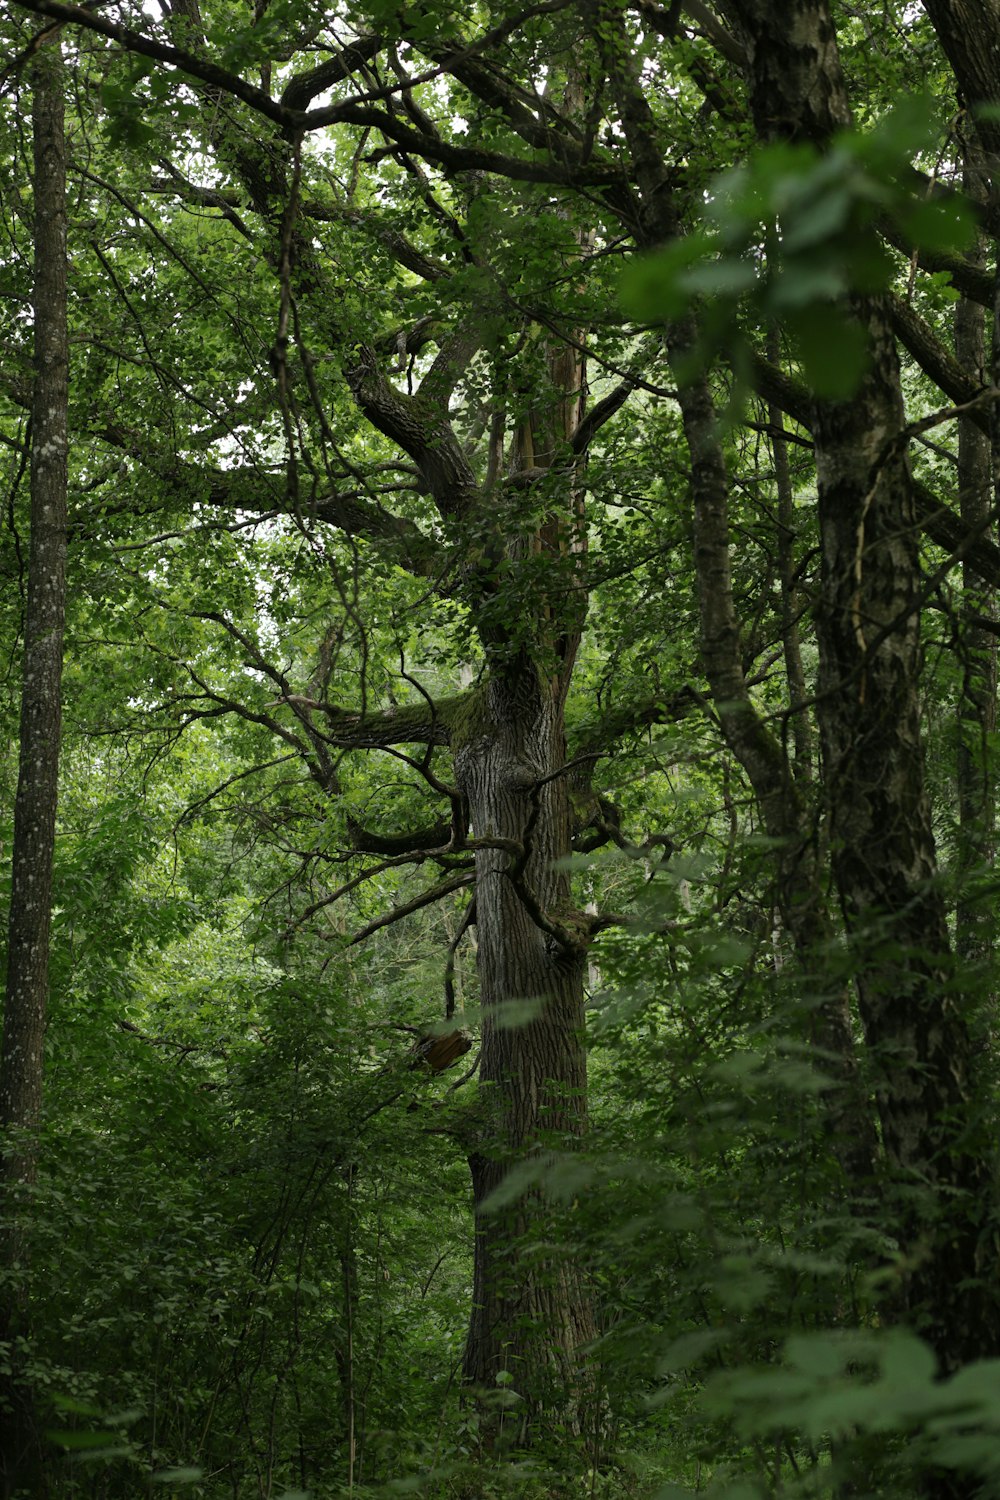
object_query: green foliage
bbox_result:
[2,1,999,1497]
[621,96,974,395]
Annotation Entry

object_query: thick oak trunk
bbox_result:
[160,32,602,1433]
[453,663,596,1434]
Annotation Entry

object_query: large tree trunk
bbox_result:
[0,37,69,1500]
[452,142,597,1430]
[137,15,602,1429]
[812,300,998,1365]
[724,0,1000,1385]
[454,661,596,1434]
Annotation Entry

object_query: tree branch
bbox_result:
[279,34,383,111]
[878,216,993,308]
[265,691,467,748]
[749,347,1000,588]
[346,816,454,854]
[345,871,475,945]
[11,0,297,127]
[346,347,480,519]
[888,294,988,430]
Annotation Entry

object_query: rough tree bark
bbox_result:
[590,0,874,1183]
[456,206,599,1416]
[454,661,594,1420]
[722,0,1000,1398]
[351,247,601,1432]
[0,36,69,1500]
[320,651,600,1432]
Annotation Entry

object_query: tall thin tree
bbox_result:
[0,32,68,1497]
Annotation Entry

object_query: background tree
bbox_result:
[0,30,68,1496]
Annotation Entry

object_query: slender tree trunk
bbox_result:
[588,3,872,1179]
[338,1169,358,1492]
[810,298,994,1324]
[672,339,873,1181]
[954,228,995,969]
[811,306,999,1500]
[722,0,1000,1392]
[767,328,814,781]
[0,38,68,1500]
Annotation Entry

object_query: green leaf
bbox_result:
[785,1334,851,1379]
[682,258,759,298]
[781,185,854,251]
[787,304,870,399]
[655,1329,723,1375]
[898,197,976,253]
[48,1430,124,1451]
[880,1330,938,1390]
[619,234,714,321]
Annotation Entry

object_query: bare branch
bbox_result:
[888,295,988,429]
[447,1048,481,1091]
[174,754,298,830]
[344,871,475,945]
[197,609,340,787]
[346,346,480,520]
[285,848,454,937]
[279,34,383,111]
